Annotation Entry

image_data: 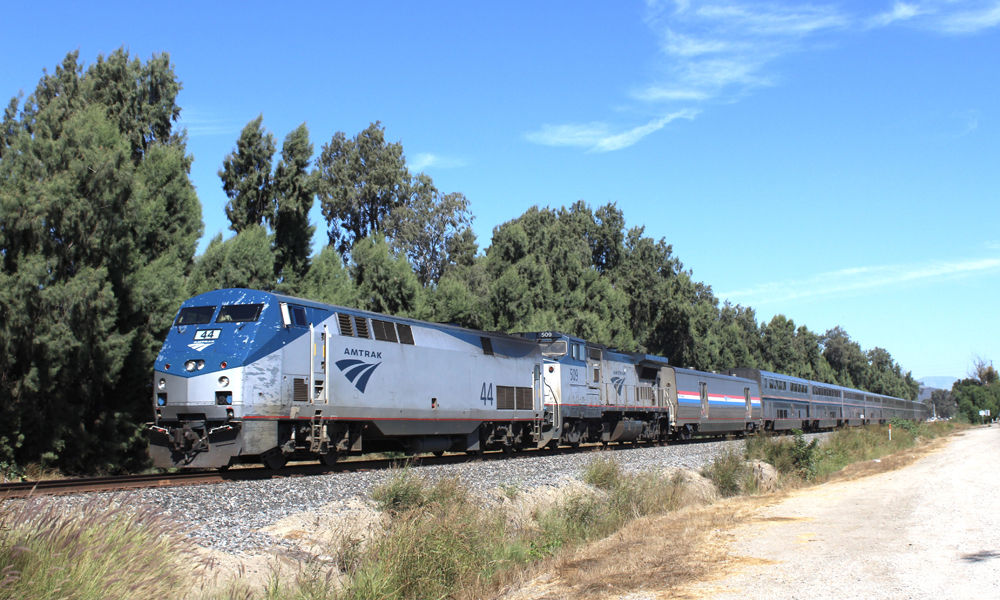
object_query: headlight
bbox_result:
[218,376,230,387]
[184,360,197,372]
[157,378,166,390]
[196,360,205,370]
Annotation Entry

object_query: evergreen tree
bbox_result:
[350,235,422,317]
[300,245,356,307]
[481,204,634,349]
[85,48,182,163]
[316,122,410,258]
[427,255,492,331]
[384,173,474,286]
[187,226,275,296]
[821,326,868,387]
[0,49,202,473]
[272,123,316,286]
[220,115,276,233]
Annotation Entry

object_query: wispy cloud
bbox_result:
[722,257,1000,306]
[408,153,468,171]
[939,2,1000,33]
[526,1,1000,153]
[868,2,926,28]
[177,109,240,137]
[953,109,980,137]
[868,1,1000,34]
[525,110,699,152]
[639,1,848,105]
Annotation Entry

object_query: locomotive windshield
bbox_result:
[216,304,264,323]
[539,340,568,357]
[174,306,216,325]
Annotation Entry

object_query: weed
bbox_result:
[500,481,522,500]
[347,481,510,600]
[702,444,748,497]
[369,466,426,513]
[890,416,918,435]
[527,539,562,559]
[582,453,623,491]
[744,430,819,480]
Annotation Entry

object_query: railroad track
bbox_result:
[0,442,637,499]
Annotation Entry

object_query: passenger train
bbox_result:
[148,289,925,469]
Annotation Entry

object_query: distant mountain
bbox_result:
[918,376,959,391]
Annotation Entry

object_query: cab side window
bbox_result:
[292,306,308,326]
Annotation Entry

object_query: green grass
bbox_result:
[743,421,958,483]
[348,473,518,600]
[743,430,819,480]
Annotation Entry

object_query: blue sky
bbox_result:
[3,1,998,380]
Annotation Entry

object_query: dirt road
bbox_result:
[689,426,1000,599]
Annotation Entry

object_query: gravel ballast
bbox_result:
[57,434,827,554]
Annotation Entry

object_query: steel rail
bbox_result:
[0,441,635,499]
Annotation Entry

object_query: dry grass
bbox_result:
[502,425,968,600]
[822,434,950,483]
[0,494,201,600]
[0,425,959,600]
[504,496,771,600]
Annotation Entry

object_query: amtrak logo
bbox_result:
[611,376,625,396]
[336,359,381,393]
[188,341,214,352]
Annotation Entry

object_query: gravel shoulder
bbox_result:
[682,426,1000,600]
[53,435,817,556]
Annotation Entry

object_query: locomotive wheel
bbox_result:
[501,444,514,455]
[262,451,288,470]
[319,451,340,466]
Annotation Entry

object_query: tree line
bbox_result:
[929,357,999,423]
[0,49,919,475]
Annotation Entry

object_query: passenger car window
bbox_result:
[216,304,264,323]
[175,306,216,325]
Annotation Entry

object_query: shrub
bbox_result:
[582,454,624,491]
[349,477,511,600]
[890,417,918,435]
[745,430,818,480]
[701,444,748,497]
[789,430,820,479]
[369,466,426,513]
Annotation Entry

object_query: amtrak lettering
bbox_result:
[343,348,383,359]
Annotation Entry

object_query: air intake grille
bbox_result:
[293,378,308,402]
[515,387,532,410]
[337,313,354,336]
[497,386,515,410]
[372,319,398,343]
[397,324,414,345]
[354,316,370,339]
